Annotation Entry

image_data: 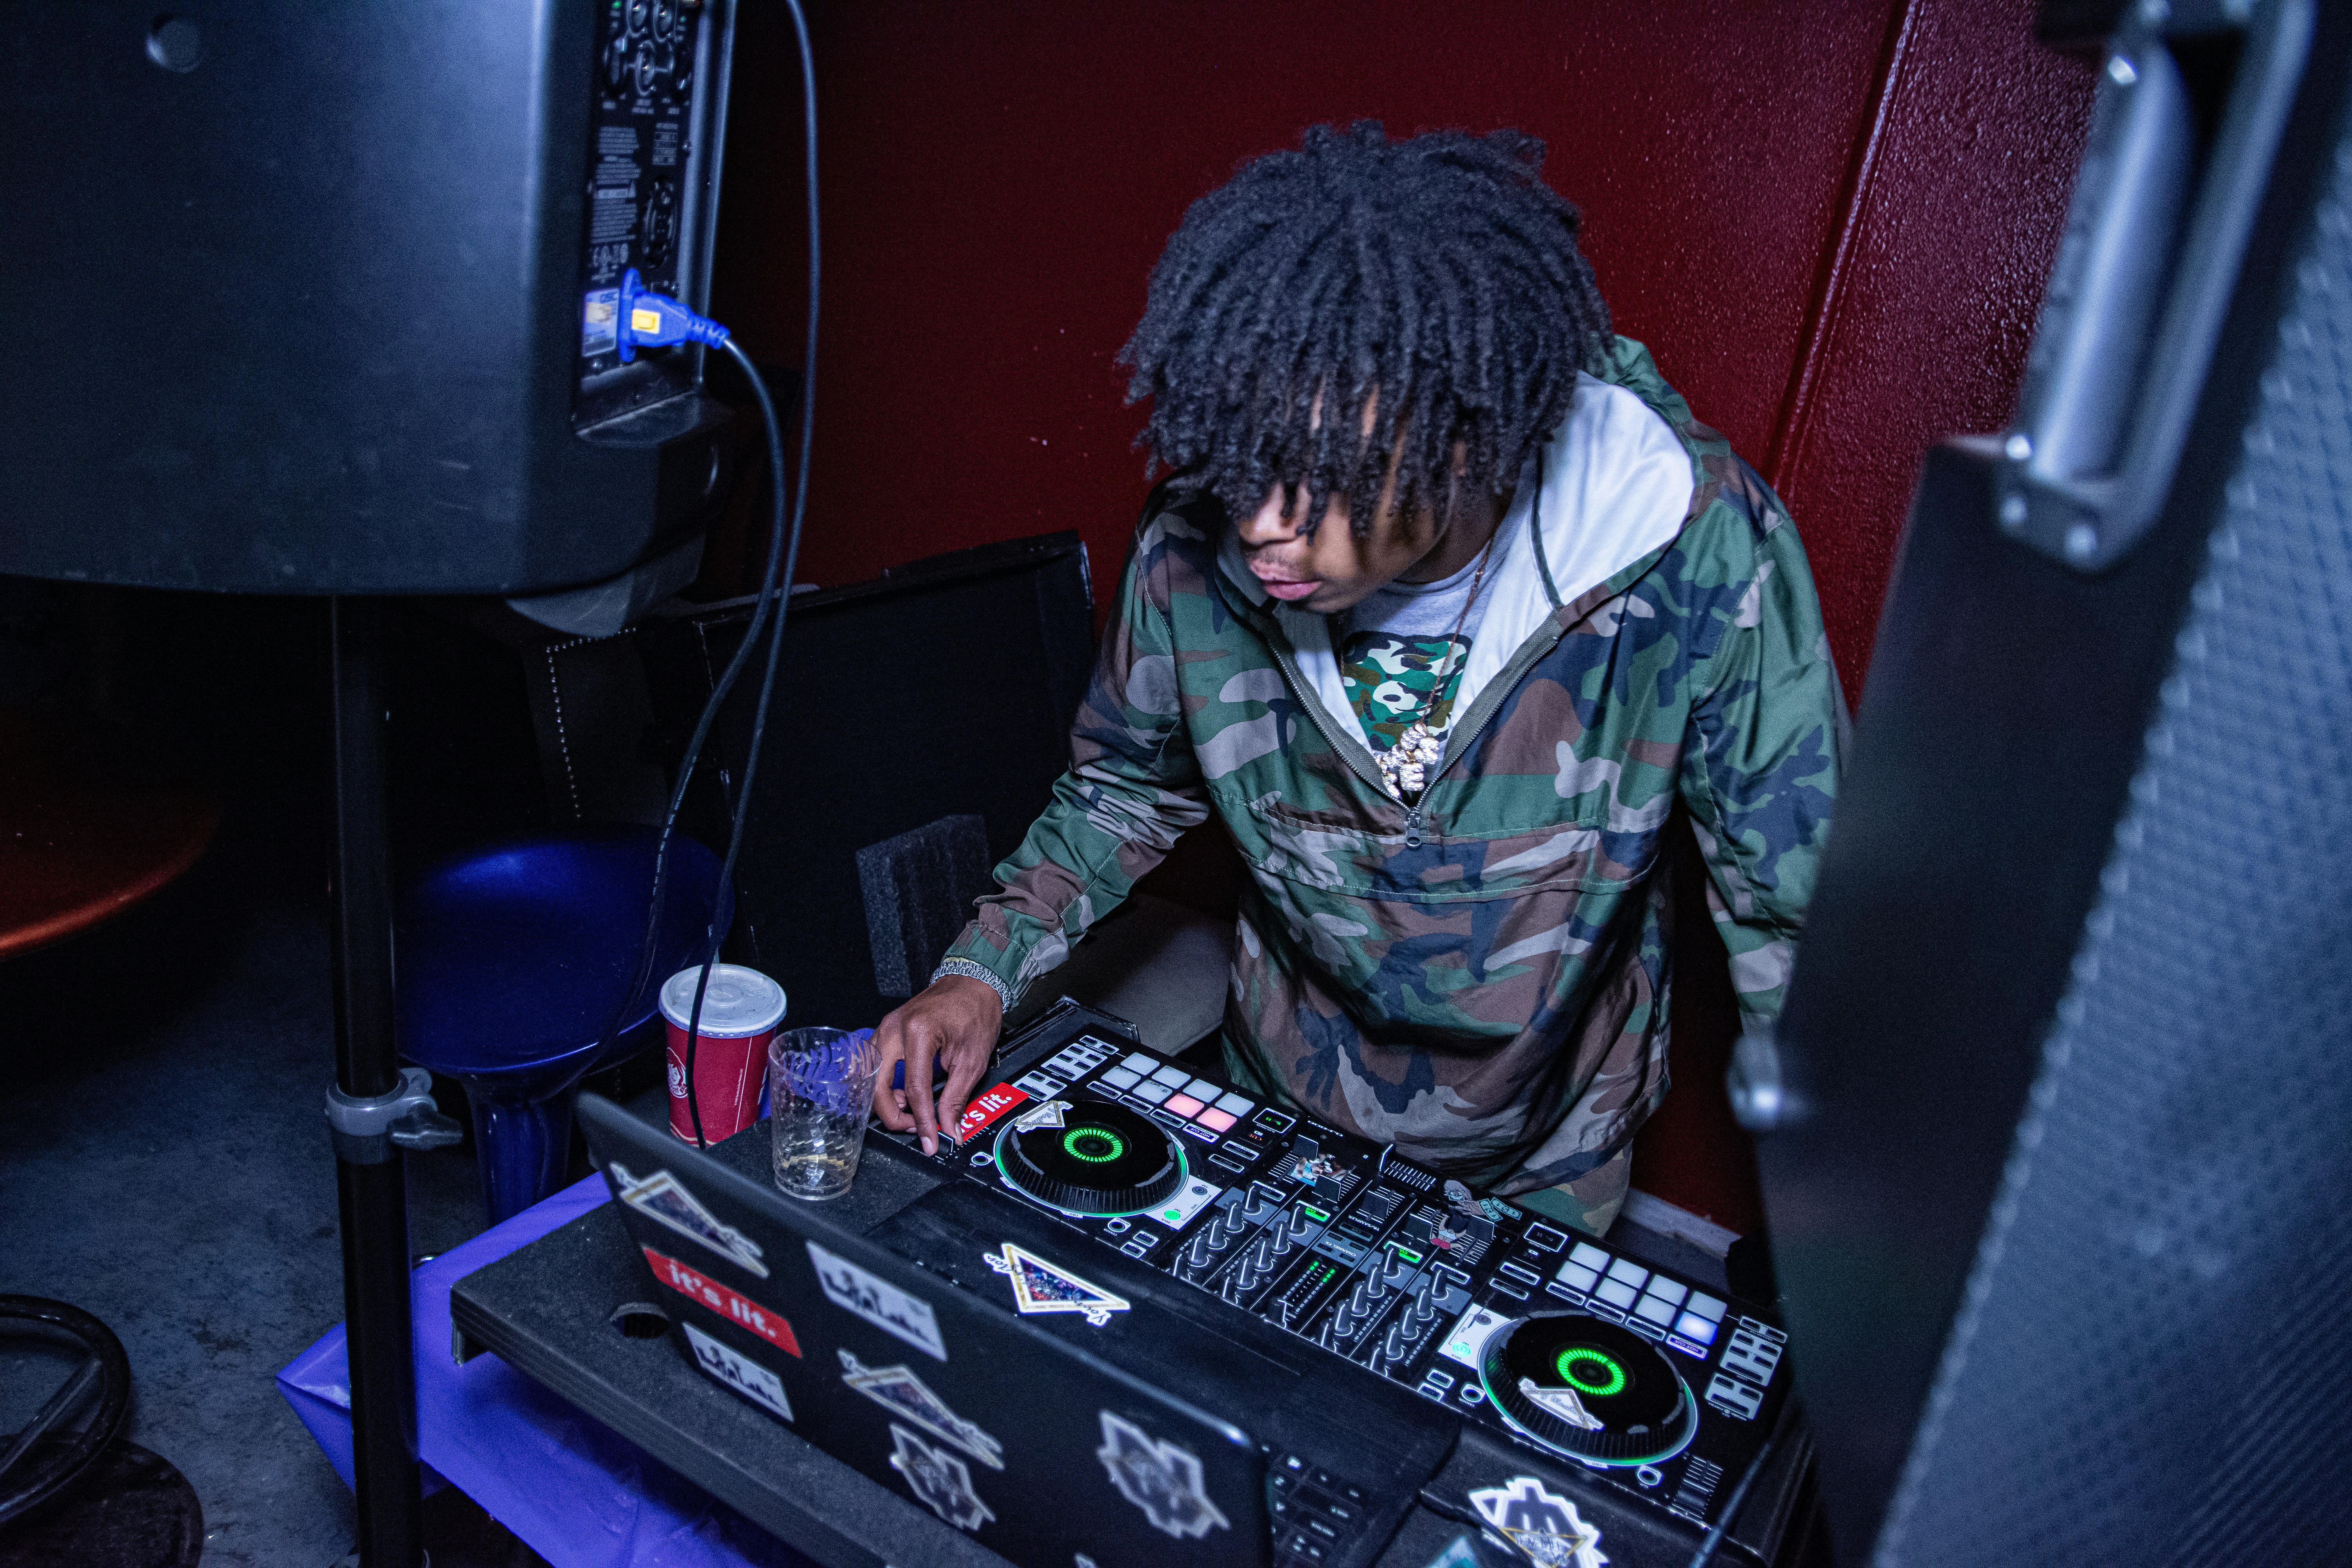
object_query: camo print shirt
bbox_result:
[1334,552,1493,753]
[942,338,1844,1201]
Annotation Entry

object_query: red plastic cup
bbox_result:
[660,963,787,1145]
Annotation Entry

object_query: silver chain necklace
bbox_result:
[1368,531,1498,804]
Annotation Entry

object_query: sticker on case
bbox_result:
[1422,1538,1483,1568]
[808,1241,947,1361]
[682,1323,793,1423]
[1467,1476,1608,1568]
[889,1423,995,1533]
[641,1247,801,1357]
[1094,1410,1230,1541]
[985,1243,1131,1327]
[951,1084,1030,1144]
[611,1162,768,1277]
[581,289,618,356]
[1009,1098,1072,1133]
[838,1349,1004,1468]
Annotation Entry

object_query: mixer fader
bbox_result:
[886,1003,1797,1534]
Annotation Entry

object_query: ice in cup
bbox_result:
[768,1026,883,1200]
[659,963,788,1146]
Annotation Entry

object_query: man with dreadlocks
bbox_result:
[877,122,1844,1236]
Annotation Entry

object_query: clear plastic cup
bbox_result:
[767,1026,883,1200]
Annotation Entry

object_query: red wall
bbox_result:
[1768,2,2102,700]
[710,1,2094,1231]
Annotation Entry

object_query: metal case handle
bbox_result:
[2000,0,2313,571]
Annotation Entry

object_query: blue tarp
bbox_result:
[276,1173,804,1567]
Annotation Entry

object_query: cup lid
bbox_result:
[659,963,786,1037]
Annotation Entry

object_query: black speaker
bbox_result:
[0,1,737,599]
[1749,2,2352,1561]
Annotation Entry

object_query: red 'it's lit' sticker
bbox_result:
[950,1084,1029,1145]
[642,1245,802,1357]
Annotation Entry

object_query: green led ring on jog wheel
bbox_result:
[1479,1313,1699,1466]
[992,1100,1186,1217]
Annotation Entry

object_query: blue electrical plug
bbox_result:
[614,267,730,363]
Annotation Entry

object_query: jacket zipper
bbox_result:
[1256,624,1393,796]
[1435,619,1568,776]
[1432,523,1682,777]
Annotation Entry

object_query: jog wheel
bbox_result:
[993,1100,1185,1217]
[1479,1312,1698,1466]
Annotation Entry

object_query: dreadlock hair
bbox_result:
[1117,121,1613,539]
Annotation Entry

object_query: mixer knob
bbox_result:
[1378,1319,1408,1366]
[1410,1281,1439,1324]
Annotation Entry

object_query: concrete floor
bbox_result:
[0,747,528,1564]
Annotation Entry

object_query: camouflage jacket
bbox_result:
[942,338,1842,1202]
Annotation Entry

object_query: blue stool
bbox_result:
[394,826,731,1226]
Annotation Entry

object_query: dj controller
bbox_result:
[886,1001,1802,1559]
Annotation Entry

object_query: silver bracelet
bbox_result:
[930,958,1013,1012]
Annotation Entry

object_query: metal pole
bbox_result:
[327,597,425,1568]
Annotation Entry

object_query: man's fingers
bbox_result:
[871,1013,914,1131]
[935,1038,989,1138]
[906,1019,942,1153]
[871,980,997,1152]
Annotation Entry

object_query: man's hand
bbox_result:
[873,975,1004,1155]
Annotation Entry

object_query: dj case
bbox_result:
[1752,2,2352,1561]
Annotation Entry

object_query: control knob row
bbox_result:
[1180,1204,1248,1272]
[1366,1280,1443,1373]
[621,0,680,42]
[1321,1270,1394,1343]
[1228,1213,1301,1292]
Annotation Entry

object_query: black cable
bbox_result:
[1685,1428,1779,1568]
[679,333,804,1145]
[679,0,820,1147]
[593,0,819,1151]
[585,344,784,1103]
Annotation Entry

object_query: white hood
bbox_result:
[1219,371,1696,751]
